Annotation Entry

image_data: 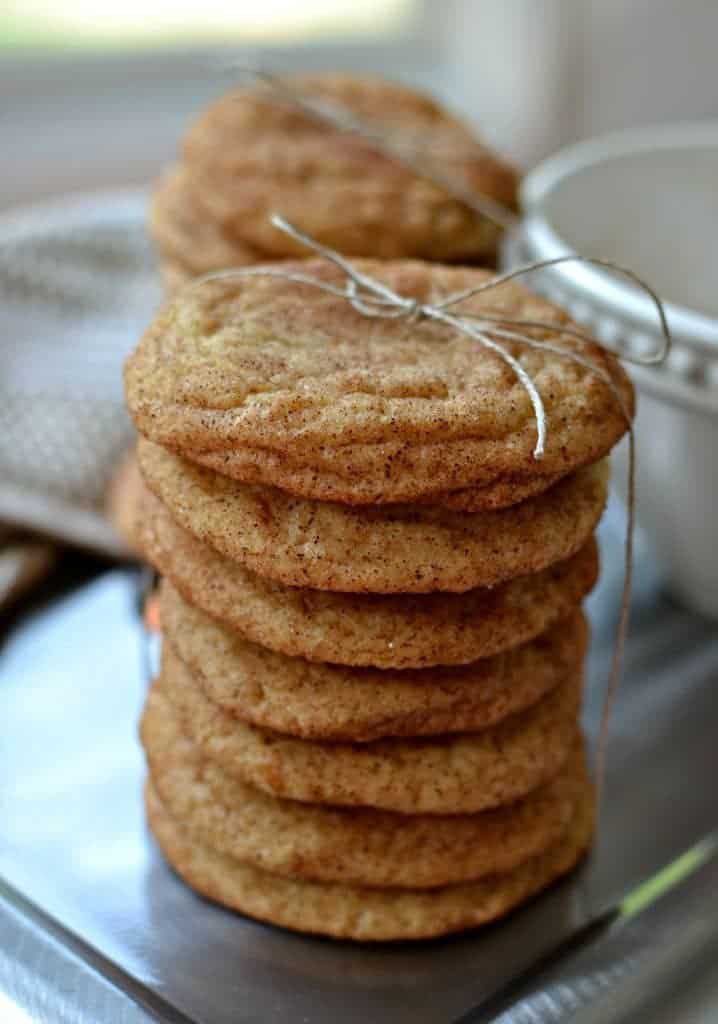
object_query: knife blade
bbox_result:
[453,829,718,1023]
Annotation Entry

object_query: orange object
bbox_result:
[144,592,161,633]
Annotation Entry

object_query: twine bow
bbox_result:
[201,213,669,456]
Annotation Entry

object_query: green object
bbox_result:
[620,832,718,919]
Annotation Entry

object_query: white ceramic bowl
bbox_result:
[505,123,718,618]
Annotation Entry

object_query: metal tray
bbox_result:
[2,513,718,1023]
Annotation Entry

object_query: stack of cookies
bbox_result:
[149,73,519,290]
[124,259,633,941]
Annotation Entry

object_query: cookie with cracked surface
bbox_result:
[184,443,569,510]
[146,778,594,941]
[180,73,517,263]
[160,580,588,741]
[138,488,598,668]
[159,258,193,294]
[150,167,264,278]
[156,656,582,814]
[105,448,144,554]
[124,261,633,504]
[139,438,608,593]
[142,683,589,888]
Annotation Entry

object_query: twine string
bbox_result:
[219,65,672,365]
[222,63,518,232]
[191,213,670,810]
[444,256,671,365]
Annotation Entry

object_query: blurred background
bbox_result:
[3,0,718,208]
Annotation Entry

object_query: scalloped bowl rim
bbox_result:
[520,122,718,352]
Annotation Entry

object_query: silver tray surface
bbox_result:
[2,521,718,1023]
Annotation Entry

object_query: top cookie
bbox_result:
[179,73,518,263]
[125,260,634,502]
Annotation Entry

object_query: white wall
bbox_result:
[430,0,718,166]
[2,0,717,206]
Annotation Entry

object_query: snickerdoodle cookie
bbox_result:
[125,262,633,505]
[105,448,144,553]
[138,488,598,668]
[143,684,588,888]
[179,73,518,264]
[150,167,263,278]
[156,656,582,814]
[146,778,594,941]
[139,439,607,593]
[186,444,569,511]
[160,581,588,741]
[158,258,193,294]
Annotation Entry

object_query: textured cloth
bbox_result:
[0,191,160,556]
